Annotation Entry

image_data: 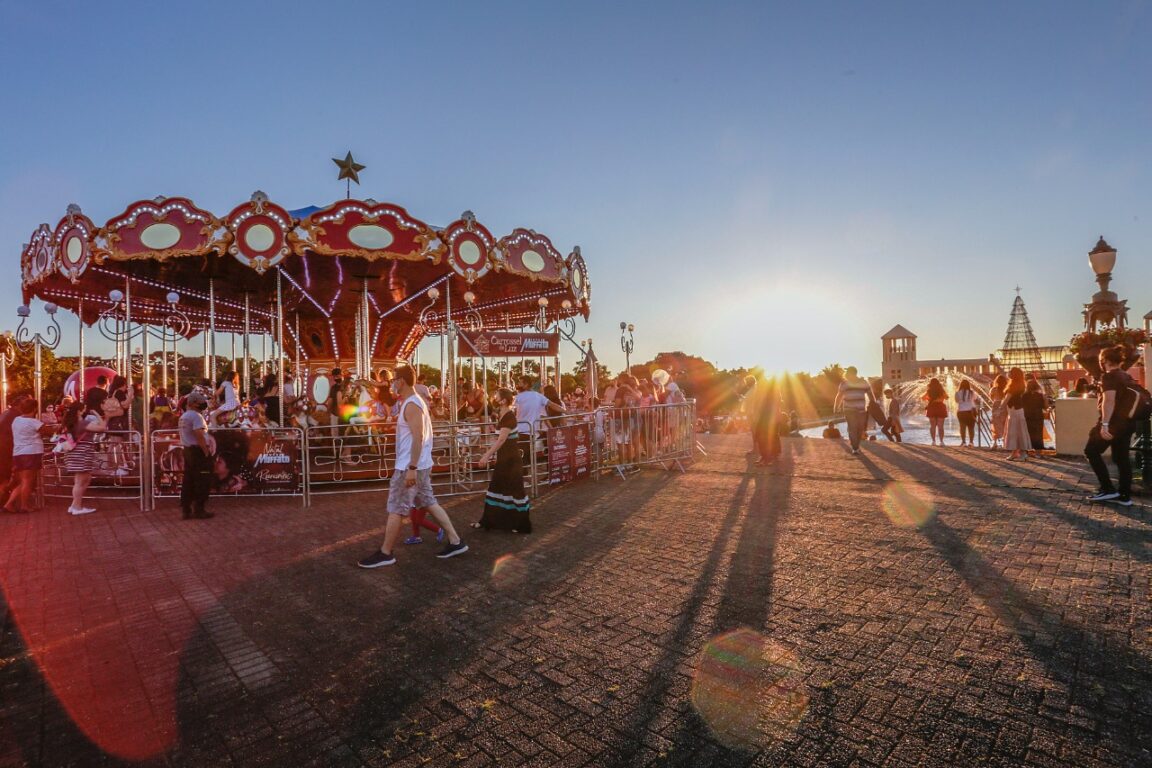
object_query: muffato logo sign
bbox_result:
[254,445,292,467]
[520,337,551,352]
[459,332,558,357]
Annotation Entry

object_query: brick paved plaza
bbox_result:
[1,434,1150,767]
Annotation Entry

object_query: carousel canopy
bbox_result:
[20,193,591,363]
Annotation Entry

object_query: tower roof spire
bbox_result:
[1000,289,1042,369]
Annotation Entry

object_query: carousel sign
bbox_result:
[459,331,559,357]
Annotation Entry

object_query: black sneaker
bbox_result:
[436,541,469,559]
[358,550,397,568]
[1087,490,1120,502]
[1110,495,1134,507]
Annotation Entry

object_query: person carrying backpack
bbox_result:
[1085,345,1150,507]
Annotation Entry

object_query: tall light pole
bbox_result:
[14,303,61,417]
[620,321,634,376]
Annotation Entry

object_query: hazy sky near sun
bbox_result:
[2,0,1151,376]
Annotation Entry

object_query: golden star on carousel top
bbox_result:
[332,152,365,185]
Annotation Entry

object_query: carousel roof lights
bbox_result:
[468,286,569,315]
[231,208,291,230]
[328,320,340,359]
[371,319,383,356]
[284,323,310,361]
[22,193,588,363]
[90,267,275,318]
[276,267,330,318]
[110,201,211,228]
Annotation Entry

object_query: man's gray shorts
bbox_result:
[386,468,437,516]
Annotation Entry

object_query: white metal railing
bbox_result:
[42,429,143,500]
[592,400,696,477]
[36,401,698,508]
[150,427,306,502]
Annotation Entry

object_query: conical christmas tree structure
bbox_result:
[1000,290,1044,371]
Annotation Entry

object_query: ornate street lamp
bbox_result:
[14,303,61,416]
[620,321,634,375]
[1083,236,1129,331]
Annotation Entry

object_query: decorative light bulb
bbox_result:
[167,292,180,304]
[44,303,58,315]
[463,291,476,305]
[16,306,30,318]
[109,289,124,303]
[538,297,549,307]
[427,287,440,301]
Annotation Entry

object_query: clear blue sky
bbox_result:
[3,0,1151,376]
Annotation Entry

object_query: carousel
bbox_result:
[18,170,593,507]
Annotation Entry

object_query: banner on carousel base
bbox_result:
[459,331,559,357]
[547,421,592,486]
[154,429,302,496]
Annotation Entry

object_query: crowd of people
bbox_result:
[813,348,1146,507]
[5,345,1147,554]
[0,362,699,545]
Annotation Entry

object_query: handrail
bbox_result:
[41,429,143,500]
[150,427,306,503]
[38,402,700,510]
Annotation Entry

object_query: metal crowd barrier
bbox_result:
[303,419,503,501]
[592,401,696,478]
[151,427,307,505]
[533,400,697,483]
[36,402,700,510]
[42,429,144,501]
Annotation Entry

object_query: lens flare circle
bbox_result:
[491,553,526,588]
[691,628,809,749]
[882,481,936,528]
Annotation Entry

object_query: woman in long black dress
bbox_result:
[472,388,531,533]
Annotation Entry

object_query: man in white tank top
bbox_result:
[358,363,468,567]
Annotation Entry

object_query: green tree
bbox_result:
[6,346,76,403]
[820,363,843,383]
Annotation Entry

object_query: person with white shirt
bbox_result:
[515,375,563,455]
[954,379,980,447]
[5,399,51,514]
[358,363,468,568]
[210,370,241,425]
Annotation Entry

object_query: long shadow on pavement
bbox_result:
[656,449,797,767]
[911,447,1152,565]
[167,472,683,766]
[858,447,1152,761]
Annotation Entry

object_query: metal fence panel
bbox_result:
[150,427,305,501]
[42,429,143,501]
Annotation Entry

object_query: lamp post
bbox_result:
[620,321,634,376]
[15,303,62,417]
[1083,237,1129,332]
[0,331,15,411]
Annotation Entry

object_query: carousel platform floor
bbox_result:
[1,436,1150,767]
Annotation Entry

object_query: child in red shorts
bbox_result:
[404,507,445,545]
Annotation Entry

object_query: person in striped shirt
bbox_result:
[834,366,875,455]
